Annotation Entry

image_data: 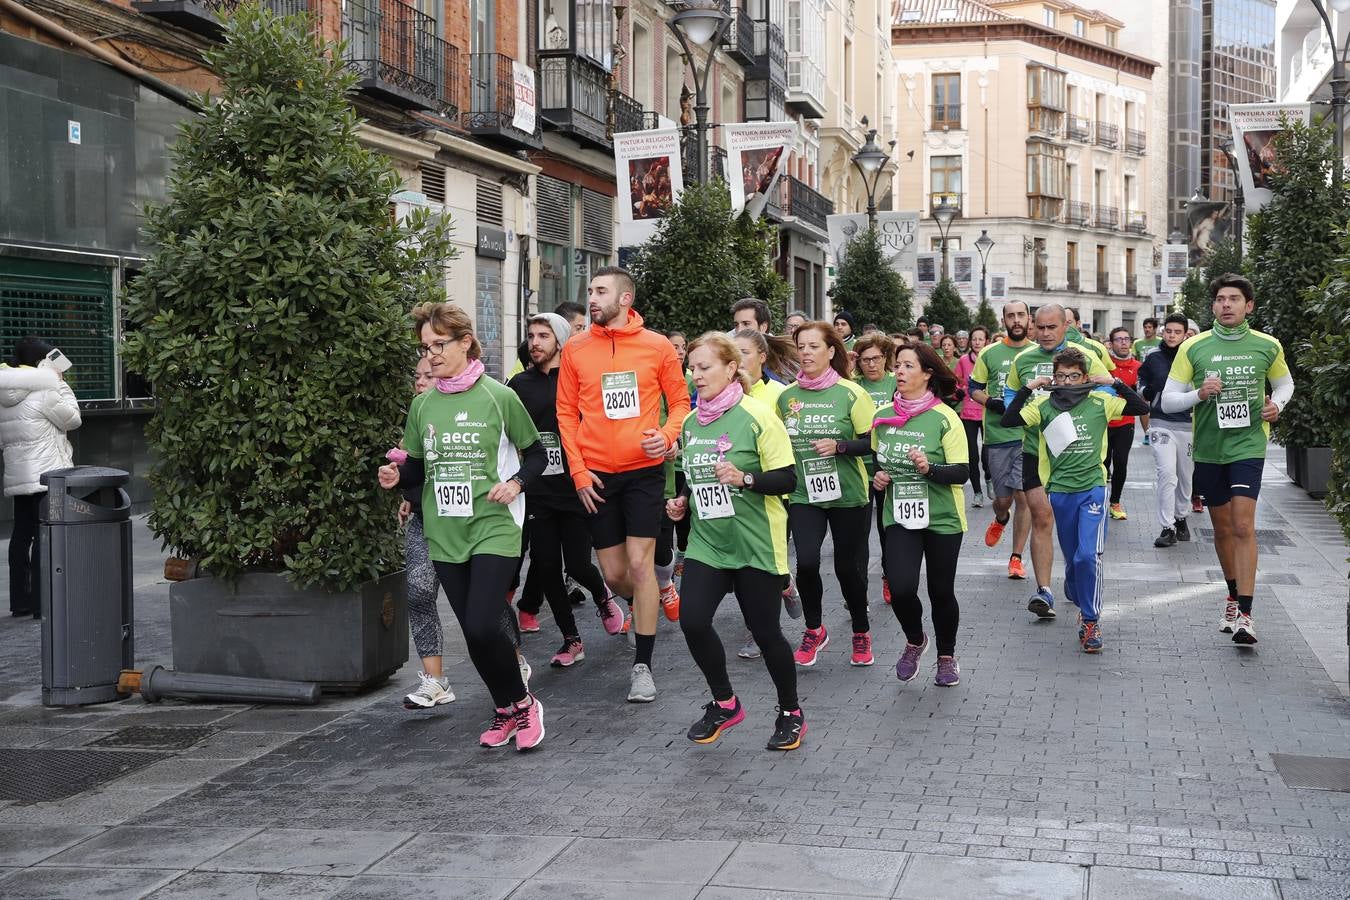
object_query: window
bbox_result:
[632,21,652,109]
[930,155,961,209]
[1073,18,1085,37]
[932,73,961,128]
[1104,28,1117,47]
[538,0,615,65]
[930,237,962,252]
[1043,7,1056,28]
[1027,65,1065,134]
[1027,141,1065,220]
[665,47,683,118]
[1066,241,1079,289]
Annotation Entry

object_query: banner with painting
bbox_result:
[614,129,685,247]
[725,121,798,218]
[1229,103,1312,213]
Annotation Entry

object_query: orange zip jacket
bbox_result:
[556,308,691,490]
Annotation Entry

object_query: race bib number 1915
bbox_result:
[891,480,929,530]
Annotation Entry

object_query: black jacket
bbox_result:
[1138,346,1190,425]
[507,364,584,510]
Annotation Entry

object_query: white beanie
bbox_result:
[528,312,572,349]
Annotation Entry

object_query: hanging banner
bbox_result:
[951,250,978,305]
[915,252,939,296]
[725,121,797,218]
[989,273,1010,302]
[1229,102,1312,213]
[614,128,684,247]
[1162,243,1190,293]
[511,60,537,135]
[826,211,920,276]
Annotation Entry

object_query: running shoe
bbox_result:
[1219,597,1239,633]
[1192,496,1204,514]
[660,582,681,621]
[1154,527,1177,548]
[597,595,625,636]
[480,707,518,747]
[1027,587,1056,619]
[402,672,455,709]
[737,634,762,659]
[972,491,985,508]
[622,610,636,648]
[1109,503,1127,521]
[984,515,1007,547]
[1142,432,1151,446]
[782,576,803,620]
[1008,555,1026,580]
[518,654,532,690]
[1232,612,1257,645]
[850,632,874,666]
[934,655,961,686]
[687,698,745,744]
[895,636,928,683]
[627,663,657,702]
[985,477,996,499]
[882,577,892,605]
[1080,620,1103,653]
[766,707,806,751]
[550,637,584,668]
[794,625,829,666]
[505,589,516,607]
[673,552,685,580]
[1175,518,1191,542]
[512,695,545,750]
[518,610,540,633]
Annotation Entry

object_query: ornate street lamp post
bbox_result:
[932,202,958,281]
[668,2,730,185]
[850,116,893,230]
[974,229,995,302]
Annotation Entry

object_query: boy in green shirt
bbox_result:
[1002,348,1149,653]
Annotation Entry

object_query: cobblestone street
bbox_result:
[1,446,1347,899]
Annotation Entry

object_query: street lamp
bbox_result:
[932,202,958,280]
[1309,0,1350,189]
[1220,140,1245,260]
[974,229,995,302]
[668,2,731,185]
[850,115,894,230]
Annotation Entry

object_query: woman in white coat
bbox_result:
[0,338,81,618]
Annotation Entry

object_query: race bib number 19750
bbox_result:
[433,463,473,517]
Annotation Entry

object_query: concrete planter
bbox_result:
[1303,447,1332,500]
[170,570,408,692]
[1286,444,1305,488]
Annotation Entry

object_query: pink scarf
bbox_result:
[436,358,484,393]
[873,390,942,429]
[796,366,840,391]
[696,381,744,426]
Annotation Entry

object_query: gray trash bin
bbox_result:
[39,466,134,706]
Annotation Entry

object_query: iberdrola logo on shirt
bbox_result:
[784,398,804,436]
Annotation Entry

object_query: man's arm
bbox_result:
[555,346,591,490]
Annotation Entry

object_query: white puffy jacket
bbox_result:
[0,365,81,497]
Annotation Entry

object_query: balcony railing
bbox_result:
[1095,121,1118,148]
[931,103,962,130]
[1065,200,1091,225]
[1125,128,1146,154]
[612,90,645,136]
[1125,212,1147,234]
[1126,273,1139,295]
[464,52,543,149]
[340,0,460,113]
[1095,205,1119,229]
[1066,115,1091,142]
[1097,271,1110,294]
[712,145,729,182]
[750,21,787,86]
[539,52,610,147]
[785,176,832,231]
[725,7,755,65]
[787,55,827,118]
[1067,270,1081,292]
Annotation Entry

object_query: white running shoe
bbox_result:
[1219,599,1239,634]
[403,672,454,709]
[627,663,657,702]
[1232,612,1257,645]
[737,633,762,659]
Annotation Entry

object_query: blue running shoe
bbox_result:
[1027,587,1056,619]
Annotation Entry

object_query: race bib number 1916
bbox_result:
[803,457,842,503]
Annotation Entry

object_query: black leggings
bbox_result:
[656,509,676,568]
[432,556,527,708]
[8,494,40,614]
[883,527,962,657]
[872,486,888,575]
[962,419,988,486]
[1105,423,1134,504]
[518,505,609,623]
[788,503,870,633]
[679,559,798,709]
[673,471,691,553]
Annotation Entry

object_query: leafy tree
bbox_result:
[1305,254,1350,541]
[826,227,913,333]
[629,180,791,336]
[1174,268,1206,324]
[923,279,972,333]
[973,296,999,334]
[122,4,455,591]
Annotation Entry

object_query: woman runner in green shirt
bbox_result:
[853,333,898,605]
[667,333,805,751]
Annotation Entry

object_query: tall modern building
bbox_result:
[1276,1,1347,153]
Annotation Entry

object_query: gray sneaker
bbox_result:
[627,663,657,703]
[737,633,762,659]
[782,575,803,620]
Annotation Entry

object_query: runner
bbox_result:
[1161,274,1293,645]
[556,266,692,701]
[937,334,959,372]
[777,322,875,667]
[667,332,806,751]
[666,330,694,579]
[853,333,897,603]
[953,325,990,508]
[955,330,970,354]
[1133,317,1161,361]
[785,309,808,337]
[1104,327,1143,520]
[732,298,771,334]
[1138,314,1194,547]
[507,314,626,666]
[1004,304,1112,619]
[1063,306,1115,372]
[832,310,858,349]
[872,342,969,686]
[1002,347,1148,652]
[968,302,1034,580]
[378,302,547,749]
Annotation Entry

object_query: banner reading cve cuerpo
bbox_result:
[826,211,920,279]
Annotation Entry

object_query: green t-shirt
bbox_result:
[1166,328,1289,464]
[1006,343,1112,453]
[776,378,875,508]
[871,403,968,534]
[673,371,696,475]
[857,373,896,476]
[403,376,541,563]
[1132,336,1161,361]
[970,340,1031,446]
[681,395,794,575]
[1019,392,1127,493]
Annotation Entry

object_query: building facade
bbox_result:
[1276,0,1344,152]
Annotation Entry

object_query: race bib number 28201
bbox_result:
[602,371,640,420]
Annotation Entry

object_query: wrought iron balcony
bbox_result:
[463,52,543,149]
[612,90,645,137]
[1126,273,1139,295]
[1065,200,1091,225]
[1097,271,1110,294]
[1095,121,1119,148]
[1095,205,1119,229]
[1067,270,1081,291]
[1126,212,1147,234]
[539,52,611,148]
[1066,115,1091,143]
[341,0,458,112]
[712,145,729,182]
[725,6,756,65]
[749,21,787,87]
[765,176,832,232]
[931,103,962,130]
[1125,128,1146,154]
[132,0,248,38]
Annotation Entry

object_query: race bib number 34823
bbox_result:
[602,371,640,420]
[1217,386,1251,430]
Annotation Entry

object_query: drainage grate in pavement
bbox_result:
[88,725,219,751]
[1206,570,1301,585]
[1272,754,1350,792]
[0,749,171,803]
[1198,528,1294,548]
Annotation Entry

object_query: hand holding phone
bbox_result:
[41,349,72,374]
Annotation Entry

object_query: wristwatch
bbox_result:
[835,440,846,456]
[742,472,755,489]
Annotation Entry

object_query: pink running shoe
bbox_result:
[518,610,540,633]
[480,707,518,747]
[550,638,585,668]
[512,695,545,750]
[597,596,625,636]
[850,632,874,666]
[794,626,829,666]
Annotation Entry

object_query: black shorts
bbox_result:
[1021,451,1043,492]
[1192,458,1264,507]
[586,464,667,549]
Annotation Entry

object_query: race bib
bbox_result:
[433,463,473,517]
[692,480,734,520]
[891,479,929,530]
[1217,386,1251,430]
[803,457,842,503]
[602,371,640,420]
[1033,362,1054,396]
[539,432,564,476]
[1044,412,1079,457]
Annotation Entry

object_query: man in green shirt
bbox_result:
[1133,317,1161,361]
[1161,273,1293,646]
[1064,306,1115,374]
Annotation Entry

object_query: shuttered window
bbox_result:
[476,177,504,227]
[580,188,613,255]
[420,163,446,203]
[536,174,573,245]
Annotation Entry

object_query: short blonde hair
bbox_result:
[686,331,751,391]
[411,302,481,361]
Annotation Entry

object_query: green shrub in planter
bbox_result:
[123,4,456,593]
[1305,243,1350,541]
[827,227,913,334]
[922,278,972,334]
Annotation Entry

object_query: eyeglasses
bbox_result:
[1052,372,1085,384]
[417,339,456,358]
[859,355,885,365]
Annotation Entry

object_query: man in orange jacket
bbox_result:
[557,266,692,703]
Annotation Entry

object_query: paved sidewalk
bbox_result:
[0,444,1347,899]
